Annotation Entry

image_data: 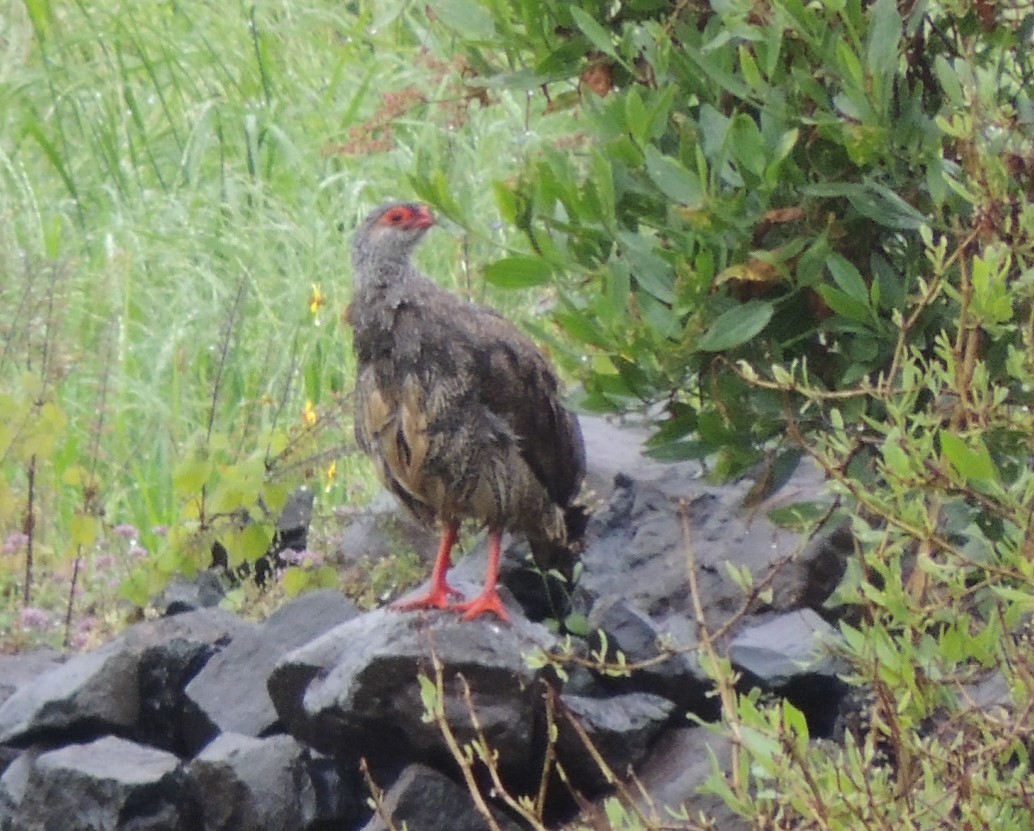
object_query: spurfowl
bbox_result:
[348,202,586,622]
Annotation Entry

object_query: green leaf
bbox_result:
[767,501,831,531]
[826,254,869,303]
[644,146,704,209]
[697,301,774,351]
[433,0,496,38]
[617,232,675,303]
[569,7,619,61]
[940,432,997,483]
[172,457,212,497]
[866,0,901,80]
[219,522,274,568]
[483,255,553,289]
[729,114,766,178]
[816,285,872,324]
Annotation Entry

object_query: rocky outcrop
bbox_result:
[0,416,852,830]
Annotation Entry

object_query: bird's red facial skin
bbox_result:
[380,204,435,231]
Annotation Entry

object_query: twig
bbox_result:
[359,758,404,831]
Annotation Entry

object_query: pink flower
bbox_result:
[95,553,116,570]
[113,523,139,540]
[19,607,50,629]
[3,533,29,555]
[129,544,148,559]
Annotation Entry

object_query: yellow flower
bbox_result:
[302,400,317,427]
[324,459,337,491]
[308,283,326,316]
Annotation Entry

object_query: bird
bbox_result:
[348,201,586,622]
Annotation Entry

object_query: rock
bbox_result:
[332,489,438,570]
[270,602,556,780]
[182,590,359,754]
[359,763,521,831]
[555,692,675,794]
[275,486,316,553]
[189,732,357,831]
[9,736,200,831]
[575,458,849,631]
[0,650,63,709]
[588,599,711,712]
[729,609,842,686]
[138,637,220,755]
[0,609,248,747]
[729,609,846,738]
[0,747,40,824]
[579,415,702,498]
[158,571,227,616]
[622,727,748,830]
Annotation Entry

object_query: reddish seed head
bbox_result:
[378,203,435,231]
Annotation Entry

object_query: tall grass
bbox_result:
[0,0,576,647]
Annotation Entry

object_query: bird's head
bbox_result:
[353,202,436,269]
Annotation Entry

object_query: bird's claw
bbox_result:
[392,582,462,612]
[451,590,511,623]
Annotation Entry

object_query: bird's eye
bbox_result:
[387,210,406,224]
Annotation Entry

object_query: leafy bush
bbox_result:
[424,0,1033,474]
[420,0,1034,826]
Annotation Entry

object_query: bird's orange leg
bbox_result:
[451,530,510,622]
[393,521,463,612]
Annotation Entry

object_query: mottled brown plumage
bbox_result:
[349,202,586,621]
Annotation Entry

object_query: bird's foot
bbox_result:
[392,582,462,612]
[451,589,511,623]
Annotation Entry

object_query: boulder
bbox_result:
[623,727,748,830]
[575,460,849,630]
[0,650,63,709]
[729,609,842,686]
[555,692,675,794]
[7,736,199,831]
[189,732,357,831]
[729,609,846,738]
[587,598,711,713]
[182,590,359,753]
[0,609,248,748]
[270,602,556,780]
[359,763,522,831]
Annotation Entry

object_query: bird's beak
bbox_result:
[409,204,435,230]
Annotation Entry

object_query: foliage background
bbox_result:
[2,0,1034,827]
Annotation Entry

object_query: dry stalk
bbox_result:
[426,650,507,831]
[359,757,404,831]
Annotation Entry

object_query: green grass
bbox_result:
[0,0,578,648]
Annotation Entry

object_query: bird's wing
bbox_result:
[457,304,585,509]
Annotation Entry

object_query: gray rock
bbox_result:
[182,590,359,753]
[158,571,227,616]
[138,637,219,755]
[0,650,63,709]
[270,601,556,776]
[0,609,247,747]
[730,609,847,737]
[556,692,675,794]
[332,489,438,569]
[575,459,849,630]
[189,732,354,831]
[0,747,40,822]
[11,736,200,831]
[623,727,748,830]
[729,609,842,687]
[588,599,710,712]
[579,414,702,498]
[359,763,521,831]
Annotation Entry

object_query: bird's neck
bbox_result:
[351,247,416,293]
